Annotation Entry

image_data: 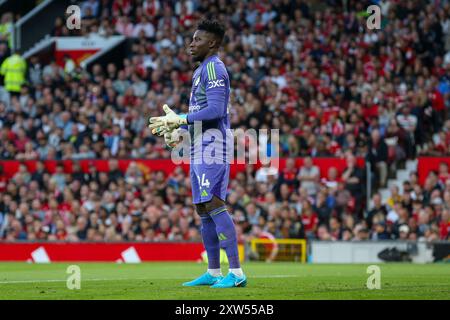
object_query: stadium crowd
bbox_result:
[0,0,449,242]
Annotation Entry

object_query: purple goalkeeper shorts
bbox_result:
[190,162,229,204]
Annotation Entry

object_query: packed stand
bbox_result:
[0,155,448,242]
[0,0,449,241]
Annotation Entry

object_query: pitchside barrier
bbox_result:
[310,240,450,264]
[0,242,205,263]
[0,240,447,263]
[0,242,247,263]
[0,240,305,263]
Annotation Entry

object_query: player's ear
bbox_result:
[208,38,217,49]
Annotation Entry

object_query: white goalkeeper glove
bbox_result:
[148,104,187,136]
[164,128,181,148]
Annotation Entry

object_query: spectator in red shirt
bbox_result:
[438,162,450,185]
[0,164,7,193]
[155,216,171,240]
[321,166,340,191]
[55,219,68,240]
[13,128,30,153]
[439,209,449,240]
[275,158,298,194]
[301,200,318,239]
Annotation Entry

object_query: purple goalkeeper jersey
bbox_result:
[186,54,231,164]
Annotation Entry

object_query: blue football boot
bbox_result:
[182,272,223,287]
[210,272,247,288]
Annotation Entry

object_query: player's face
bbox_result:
[189,30,213,62]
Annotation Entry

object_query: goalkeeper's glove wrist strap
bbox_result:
[180,114,188,125]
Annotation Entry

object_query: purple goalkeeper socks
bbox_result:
[200,214,220,269]
[208,206,241,269]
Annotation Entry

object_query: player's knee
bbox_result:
[195,203,207,216]
[203,196,225,213]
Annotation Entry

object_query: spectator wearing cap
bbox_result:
[398,224,410,240]
[300,200,318,240]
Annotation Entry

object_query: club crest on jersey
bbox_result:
[194,76,200,86]
[207,79,225,89]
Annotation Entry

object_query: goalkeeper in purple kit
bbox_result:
[149,20,247,288]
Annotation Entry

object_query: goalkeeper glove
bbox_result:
[164,128,181,149]
[148,104,187,136]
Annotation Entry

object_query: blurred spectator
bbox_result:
[0,13,13,48]
[0,50,26,96]
[63,55,76,75]
[396,106,418,160]
[341,154,365,214]
[366,128,388,188]
[297,156,319,196]
[132,15,155,38]
[81,0,100,18]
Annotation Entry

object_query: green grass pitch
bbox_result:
[0,262,449,300]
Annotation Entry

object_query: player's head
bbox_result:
[189,19,225,62]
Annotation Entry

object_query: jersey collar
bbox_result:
[201,54,217,66]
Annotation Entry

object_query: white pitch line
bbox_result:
[0,275,299,285]
[0,278,114,284]
[253,275,299,278]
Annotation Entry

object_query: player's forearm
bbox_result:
[187,96,225,123]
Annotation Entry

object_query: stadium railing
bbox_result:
[250,238,307,263]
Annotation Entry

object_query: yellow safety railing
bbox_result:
[250,238,307,263]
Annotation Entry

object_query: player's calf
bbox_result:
[207,206,243,277]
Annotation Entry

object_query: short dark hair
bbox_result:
[197,19,225,46]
